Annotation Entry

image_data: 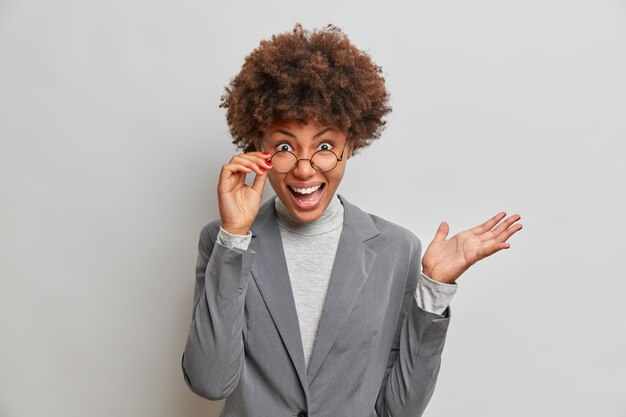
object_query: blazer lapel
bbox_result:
[248,198,310,399]
[305,194,380,384]
[247,194,380,396]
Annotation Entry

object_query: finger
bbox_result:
[231,150,272,161]
[244,150,272,159]
[479,241,510,259]
[218,163,253,192]
[481,214,521,241]
[233,154,273,173]
[433,222,449,242]
[471,211,507,235]
[488,214,521,238]
[234,152,272,164]
[221,162,254,179]
[493,223,523,243]
[251,167,268,195]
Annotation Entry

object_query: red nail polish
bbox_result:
[259,167,266,172]
[262,151,270,155]
[265,161,272,166]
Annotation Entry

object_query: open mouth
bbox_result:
[288,183,325,206]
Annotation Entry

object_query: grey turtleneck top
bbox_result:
[216,195,457,368]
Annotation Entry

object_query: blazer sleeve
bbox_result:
[375,237,452,417]
[181,222,255,400]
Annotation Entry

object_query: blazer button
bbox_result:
[297,411,307,417]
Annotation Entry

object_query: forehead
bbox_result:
[265,119,343,140]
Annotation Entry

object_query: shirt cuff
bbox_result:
[414,271,458,315]
[216,226,252,251]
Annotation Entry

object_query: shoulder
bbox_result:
[367,212,422,254]
[353,207,424,284]
[339,194,422,254]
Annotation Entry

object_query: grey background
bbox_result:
[1,0,624,416]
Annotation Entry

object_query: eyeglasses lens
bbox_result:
[271,150,338,173]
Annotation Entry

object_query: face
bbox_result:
[259,119,353,223]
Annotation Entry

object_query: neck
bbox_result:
[274,194,344,236]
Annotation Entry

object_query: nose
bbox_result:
[291,157,317,179]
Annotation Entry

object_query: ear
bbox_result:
[346,142,354,160]
[252,133,265,152]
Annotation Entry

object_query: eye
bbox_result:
[276,143,293,152]
[318,142,333,151]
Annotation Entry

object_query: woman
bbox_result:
[182,24,522,417]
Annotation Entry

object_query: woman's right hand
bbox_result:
[217,151,272,235]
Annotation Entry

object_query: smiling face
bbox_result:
[259,119,353,223]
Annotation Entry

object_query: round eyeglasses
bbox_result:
[268,141,348,173]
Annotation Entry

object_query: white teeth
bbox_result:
[289,184,322,194]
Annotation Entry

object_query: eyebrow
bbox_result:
[270,127,335,139]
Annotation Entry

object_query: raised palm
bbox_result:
[422,212,523,284]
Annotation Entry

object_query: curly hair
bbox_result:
[219,23,392,155]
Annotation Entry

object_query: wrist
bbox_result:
[425,273,456,285]
[422,267,456,285]
[221,225,250,236]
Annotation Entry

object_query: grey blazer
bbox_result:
[182,194,451,417]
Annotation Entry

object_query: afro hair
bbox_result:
[219,23,392,155]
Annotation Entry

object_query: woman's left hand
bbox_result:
[422,212,523,284]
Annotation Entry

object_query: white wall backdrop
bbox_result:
[1,0,625,416]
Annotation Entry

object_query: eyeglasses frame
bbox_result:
[267,140,348,174]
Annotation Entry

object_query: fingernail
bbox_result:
[259,167,266,172]
[262,151,270,155]
[265,161,272,167]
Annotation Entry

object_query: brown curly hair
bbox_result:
[219,23,392,155]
